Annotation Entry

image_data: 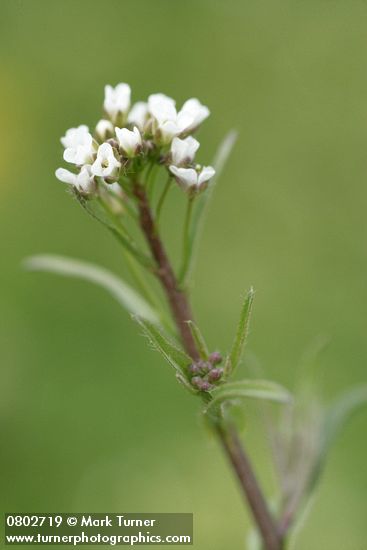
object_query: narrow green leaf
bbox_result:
[295,335,331,395]
[186,320,210,359]
[309,386,367,489]
[300,385,367,507]
[23,255,160,325]
[76,193,153,270]
[205,379,292,416]
[181,130,238,286]
[133,316,192,379]
[228,287,255,374]
[322,385,367,455]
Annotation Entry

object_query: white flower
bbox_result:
[61,126,96,165]
[104,83,131,122]
[55,165,95,193]
[148,93,179,143]
[169,165,215,193]
[95,119,114,141]
[115,126,142,157]
[91,143,121,178]
[148,93,177,124]
[61,125,89,148]
[171,136,200,166]
[148,93,210,143]
[127,102,149,131]
[178,98,210,133]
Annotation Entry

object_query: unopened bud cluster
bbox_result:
[188,352,224,392]
[56,83,215,198]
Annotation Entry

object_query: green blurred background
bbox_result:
[1,1,367,548]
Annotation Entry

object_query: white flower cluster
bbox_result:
[56,83,215,196]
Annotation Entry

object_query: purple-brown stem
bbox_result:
[133,180,283,550]
[133,181,199,360]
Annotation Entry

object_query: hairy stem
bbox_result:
[133,180,283,550]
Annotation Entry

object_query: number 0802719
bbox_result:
[6,515,63,527]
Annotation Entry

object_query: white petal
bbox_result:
[97,142,113,158]
[91,159,104,177]
[92,143,121,177]
[127,102,149,130]
[171,136,200,165]
[62,131,94,165]
[158,120,180,143]
[115,126,142,156]
[77,165,94,192]
[60,125,89,148]
[63,148,77,164]
[176,112,195,134]
[104,83,131,118]
[178,98,210,132]
[148,93,177,123]
[55,168,77,185]
[169,166,198,189]
[73,145,94,166]
[198,165,215,186]
[95,119,114,140]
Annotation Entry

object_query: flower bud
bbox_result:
[198,380,214,392]
[197,360,212,373]
[104,83,131,124]
[170,136,200,166]
[127,101,149,132]
[209,351,223,365]
[208,368,224,383]
[191,376,203,388]
[188,364,200,375]
[95,119,114,141]
[115,126,142,158]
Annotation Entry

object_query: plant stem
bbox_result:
[179,195,195,284]
[132,180,283,550]
[216,422,283,550]
[156,175,172,223]
[133,181,199,360]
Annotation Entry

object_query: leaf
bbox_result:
[205,379,292,417]
[309,385,367,488]
[227,287,255,375]
[323,385,367,454]
[181,130,238,286]
[293,385,367,523]
[186,320,209,359]
[76,192,152,270]
[295,335,331,396]
[133,316,192,380]
[23,255,160,325]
